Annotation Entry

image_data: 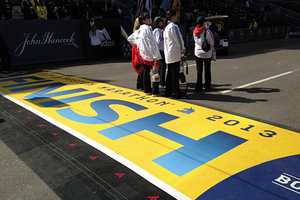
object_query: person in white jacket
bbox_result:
[89,25,104,61]
[151,16,167,86]
[194,16,215,91]
[152,16,166,87]
[128,13,162,95]
[163,9,186,98]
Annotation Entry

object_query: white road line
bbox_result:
[283,172,300,180]
[272,181,300,195]
[221,71,294,94]
[0,91,191,200]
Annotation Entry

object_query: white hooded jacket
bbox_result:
[127,24,161,61]
[153,27,164,51]
[163,21,185,64]
[194,28,214,59]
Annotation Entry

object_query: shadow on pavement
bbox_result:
[184,84,280,103]
[185,92,268,103]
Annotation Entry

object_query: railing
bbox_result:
[227,26,289,43]
[252,0,300,26]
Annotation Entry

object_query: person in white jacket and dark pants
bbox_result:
[89,25,104,61]
[163,9,186,98]
[128,13,162,95]
[194,16,215,91]
[152,16,166,87]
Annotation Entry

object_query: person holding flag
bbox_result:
[136,0,152,20]
[162,0,172,12]
[172,0,180,22]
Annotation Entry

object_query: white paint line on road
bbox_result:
[188,63,197,67]
[221,70,297,94]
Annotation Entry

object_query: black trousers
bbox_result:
[139,65,159,95]
[165,61,180,96]
[137,71,143,90]
[142,64,152,93]
[152,81,159,95]
[91,45,102,61]
[159,50,167,84]
[196,57,211,90]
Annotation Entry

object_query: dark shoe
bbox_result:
[195,86,203,92]
[172,94,186,99]
[172,95,181,99]
[195,84,203,92]
[195,87,203,92]
[160,82,166,87]
[144,87,152,92]
[172,91,185,99]
[152,94,160,97]
[205,86,211,91]
[163,93,172,97]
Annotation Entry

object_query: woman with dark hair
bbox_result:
[128,12,161,96]
[89,25,104,61]
[163,9,186,98]
[131,17,143,90]
[152,16,166,87]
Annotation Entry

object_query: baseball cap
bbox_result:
[196,16,205,24]
[154,16,163,23]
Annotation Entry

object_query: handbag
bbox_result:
[151,60,160,82]
[211,47,216,61]
[202,29,211,52]
[179,60,188,83]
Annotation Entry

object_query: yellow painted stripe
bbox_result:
[0,72,299,199]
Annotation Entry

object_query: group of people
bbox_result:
[18,0,121,20]
[128,9,214,99]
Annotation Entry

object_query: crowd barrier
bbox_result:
[0,19,122,67]
[252,0,300,26]
[287,26,300,39]
[228,26,290,43]
[182,25,295,57]
[1,19,297,67]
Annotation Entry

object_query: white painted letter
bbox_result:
[275,175,291,184]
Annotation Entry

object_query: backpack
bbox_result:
[202,29,211,52]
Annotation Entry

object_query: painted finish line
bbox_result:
[0,72,299,200]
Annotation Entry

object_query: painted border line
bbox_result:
[283,172,300,181]
[0,91,191,200]
[220,69,300,94]
[272,181,300,195]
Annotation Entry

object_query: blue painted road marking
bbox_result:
[154,131,247,176]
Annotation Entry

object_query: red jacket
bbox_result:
[194,26,205,37]
[131,45,153,73]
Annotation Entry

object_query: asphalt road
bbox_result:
[1,38,299,200]
[47,38,300,132]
